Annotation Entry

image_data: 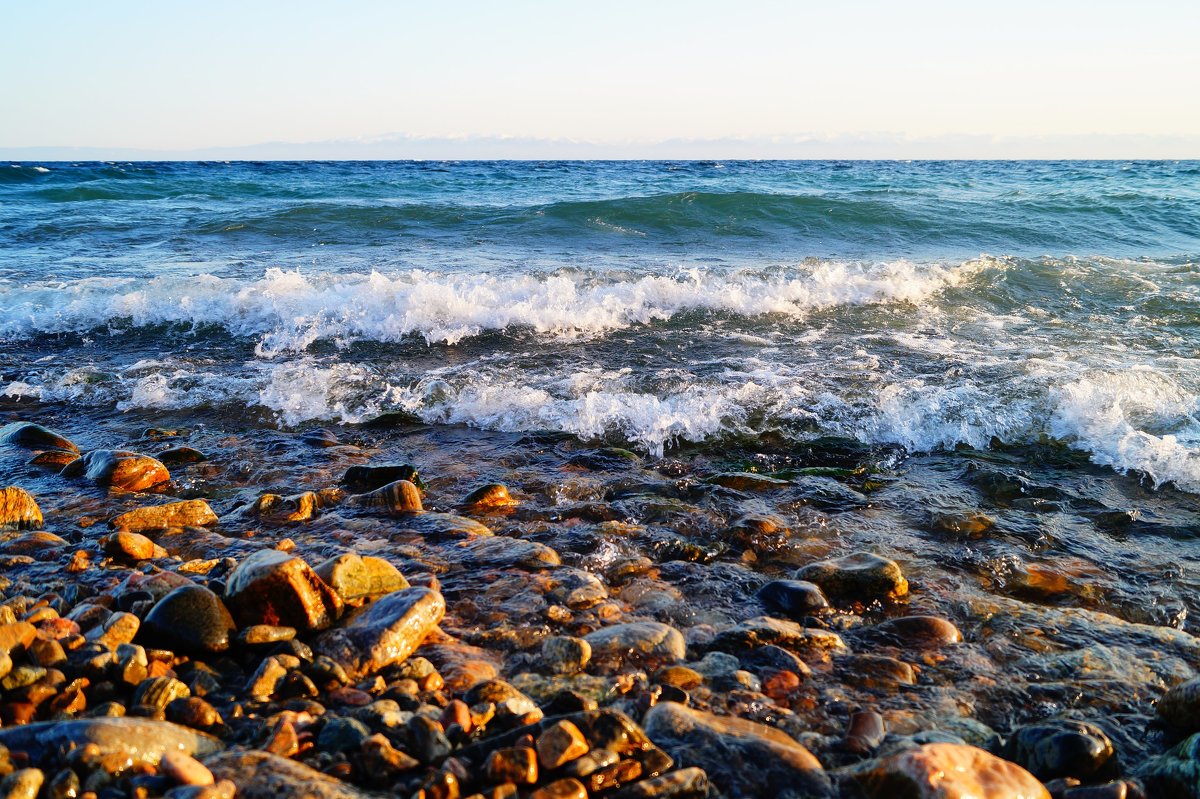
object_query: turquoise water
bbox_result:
[2,160,1198,491]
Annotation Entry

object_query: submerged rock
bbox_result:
[110,500,218,532]
[457,536,561,569]
[707,616,848,660]
[756,579,829,619]
[204,750,377,799]
[349,480,423,514]
[63,450,170,491]
[341,463,424,493]
[0,487,42,531]
[796,551,909,601]
[1158,676,1200,734]
[853,742,1050,799]
[461,483,519,510]
[316,587,445,679]
[223,549,343,631]
[0,422,78,454]
[0,718,221,766]
[1001,720,1117,782]
[141,585,237,655]
[643,702,832,798]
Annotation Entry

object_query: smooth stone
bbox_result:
[542,636,592,674]
[1002,720,1117,782]
[0,719,221,765]
[224,549,343,631]
[0,422,78,453]
[457,536,561,569]
[931,511,995,536]
[204,750,377,799]
[0,769,44,799]
[317,717,370,753]
[341,464,424,492]
[240,491,326,523]
[141,585,237,655]
[461,483,519,510]
[110,500,218,532]
[643,702,831,798]
[855,742,1050,799]
[0,622,36,657]
[530,778,587,799]
[857,615,963,648]
[613,767,709,799]
[314,553,409,604]
[86,611,140,649]
[160,751,215,786]
[28,449,78,469]
[397,511,492,537]
[64,450,171,491]
[102,530,168,561]
[350,479,423,514]
[0,487,42,531]
[134,676,192,710]
[157,447,209,465]
[156,526,264,561]
[238,625,296,645]
[585,622,686,664]
[705,472,791,491]
[486,746,538,784]
[315,588,445,679]
[756,579,829,619]
[707,616,848,660]
[796,551,908,601]
[0,531,65,555]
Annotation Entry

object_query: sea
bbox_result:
[2,160,1197,491]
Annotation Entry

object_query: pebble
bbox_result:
[0,769,44,799]
[141,585,237,655]
[160,751,215,786]
[102,530,167,561]
[755,579,829,619]
[1001,720,1117,782]
[530,778,587,799]
[486,746,538,784]
[461,484,519,510]
[223,549,344,631]
[858,615,963,648]
[341,464,423,492]
[85,611,140,649]
[542,636,592,674]
[238,624,297,645]
[537,720,590,769]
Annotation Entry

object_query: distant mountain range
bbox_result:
[4,133,1198,161]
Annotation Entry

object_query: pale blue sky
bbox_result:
[2,0,1198,158]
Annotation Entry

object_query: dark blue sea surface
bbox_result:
[2,160,1198,490]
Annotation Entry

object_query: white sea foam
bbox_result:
[0,261,976,351]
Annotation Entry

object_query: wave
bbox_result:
[0,261,976,350]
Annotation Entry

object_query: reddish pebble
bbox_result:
[160,751,215,786]
[763,669,802,700]
[328,687,373,706]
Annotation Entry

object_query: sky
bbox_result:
[2,0,1198,159]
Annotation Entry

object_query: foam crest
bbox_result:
[0,262,972,351]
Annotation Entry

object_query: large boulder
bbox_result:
[0,487,42,530]
[643,702,832,798]
[224,550,343,631]
[316,588,445,679]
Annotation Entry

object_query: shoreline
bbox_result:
[3,413,1199,798]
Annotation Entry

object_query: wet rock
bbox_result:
[856,615,963,649]
[28,449,78,469]
[64,450,171,491]
[245,656,288,699]
[548,568,608,609]
[543,636,592,674]
[796,551,908,601]
[205,750,377,799]
[854,742,1050,799]
[0,622,36,661]
[110,500,218,532]
[223,549,343,631]
[843,710,887,755]
[0,422,78,454]
[349,479,423,514]
[537,720,590,769]
[707,616,848,660]
[341,464,424,493]
[0,718,221,765]
[238,625,296,645]
[160,750,215,786]
[408,715,451,763]
[1158,676,1200,733]
[0,769,43,799]
[644,702,831,798]
[0,488,42,531]
[241,491,327,524]
[613,767,709,799]
[585,622,686,664]
[931,511,995,537]
[756,579,829,619]
[157,526,264,561]
[463,680,543,729]
[0,532,64,556]
[86,611,140,649]
[157,447,208,465]
[317,717,370,754]
[531,778,588,799]
[141,585,237,655]
[102,530,168,561]
[486,746,538,784]
[316,587,445,679]
[1002,720,1117,782]
[461,484,519,510]
[314,553,409,604]
[134,676,192,710]
[459,536,561,570]
[398,511,492,537]
[705,472,791,491]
